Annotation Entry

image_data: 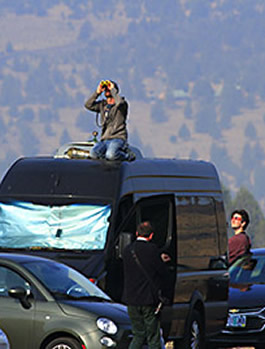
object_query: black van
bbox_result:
[0,155,229,348]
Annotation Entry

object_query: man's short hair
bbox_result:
[137,221,153,237]
[231,209,250,229]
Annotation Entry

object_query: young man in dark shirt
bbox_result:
[228,209,251,265]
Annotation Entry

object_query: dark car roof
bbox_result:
[251,248,265,256]
[228,248,265,309]
[0,252,55,264]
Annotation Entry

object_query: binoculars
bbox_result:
[100,80,111,89]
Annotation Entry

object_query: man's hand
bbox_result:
[161,253,171,263]
[96,81,105,94]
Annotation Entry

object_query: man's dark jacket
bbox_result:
[122,239,169,306]
[84,87,128,142]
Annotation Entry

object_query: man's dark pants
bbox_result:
[128,305,161,349]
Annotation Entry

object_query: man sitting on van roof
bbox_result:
[84,80,135,162]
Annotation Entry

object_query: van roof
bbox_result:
[0,157,221,202]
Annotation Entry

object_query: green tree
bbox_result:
[25,59,55,104]
[178,124,191,140]
[184,100,193,119]
[150,102,168,123]
[78,21,92,40]
[0,75,24,106]
[245,121,257,139]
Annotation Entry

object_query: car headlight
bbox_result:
[97,318,118,335]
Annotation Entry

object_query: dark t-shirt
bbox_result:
[228,232,251,264]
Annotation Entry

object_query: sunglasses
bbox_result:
[231,215,242,222]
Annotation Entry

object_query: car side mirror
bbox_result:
[8,286,32,309]
[117,232,132,259]
[209,255,228,270]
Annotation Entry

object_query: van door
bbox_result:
[174,195,228,338]
[107,195,176,303]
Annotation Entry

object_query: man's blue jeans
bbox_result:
[90,139,128,161]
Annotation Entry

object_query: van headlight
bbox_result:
[97,318,118,334]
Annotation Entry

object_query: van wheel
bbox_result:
[45,337,81,349]
[179,310,204,349]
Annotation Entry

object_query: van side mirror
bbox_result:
[117,232,132,259]
[8,286,32,309]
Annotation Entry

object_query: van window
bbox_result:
[139,196,173,249]
[176,196,219,257]
[116,195,174,250]
[215,197,227,254]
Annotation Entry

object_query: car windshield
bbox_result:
[0,201,111,250]
[229,254,265,284]
[22,259,111,301]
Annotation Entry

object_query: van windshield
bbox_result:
[0,201,111,250]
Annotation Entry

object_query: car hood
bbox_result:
[229,283,265,309]
[59,300,130,324]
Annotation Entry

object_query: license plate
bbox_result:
[226,314,247,328]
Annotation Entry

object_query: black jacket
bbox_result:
[122,239,169,306]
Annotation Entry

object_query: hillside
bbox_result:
[0,0,264,212]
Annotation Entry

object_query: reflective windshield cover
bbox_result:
[0,201,111,250]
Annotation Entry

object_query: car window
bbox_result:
[0,266,30,297]
[229,255,265,284]
[0,329,10,349]
[22,259,111,301]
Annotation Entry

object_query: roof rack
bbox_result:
[55,141,95,159]
[54,131,98,159]
[54,131,143,160]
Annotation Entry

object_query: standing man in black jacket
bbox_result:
[84,80,135,161]
[122,221,170,349]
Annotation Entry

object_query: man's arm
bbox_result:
[108,81,127,108]
[84,91,101,112]
[152,247,171,278]
[84,82,104,112]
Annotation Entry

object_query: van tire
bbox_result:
[179,309,204,349]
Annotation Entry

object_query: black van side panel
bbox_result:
[170,194,228,338]
[120,159,222,198]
